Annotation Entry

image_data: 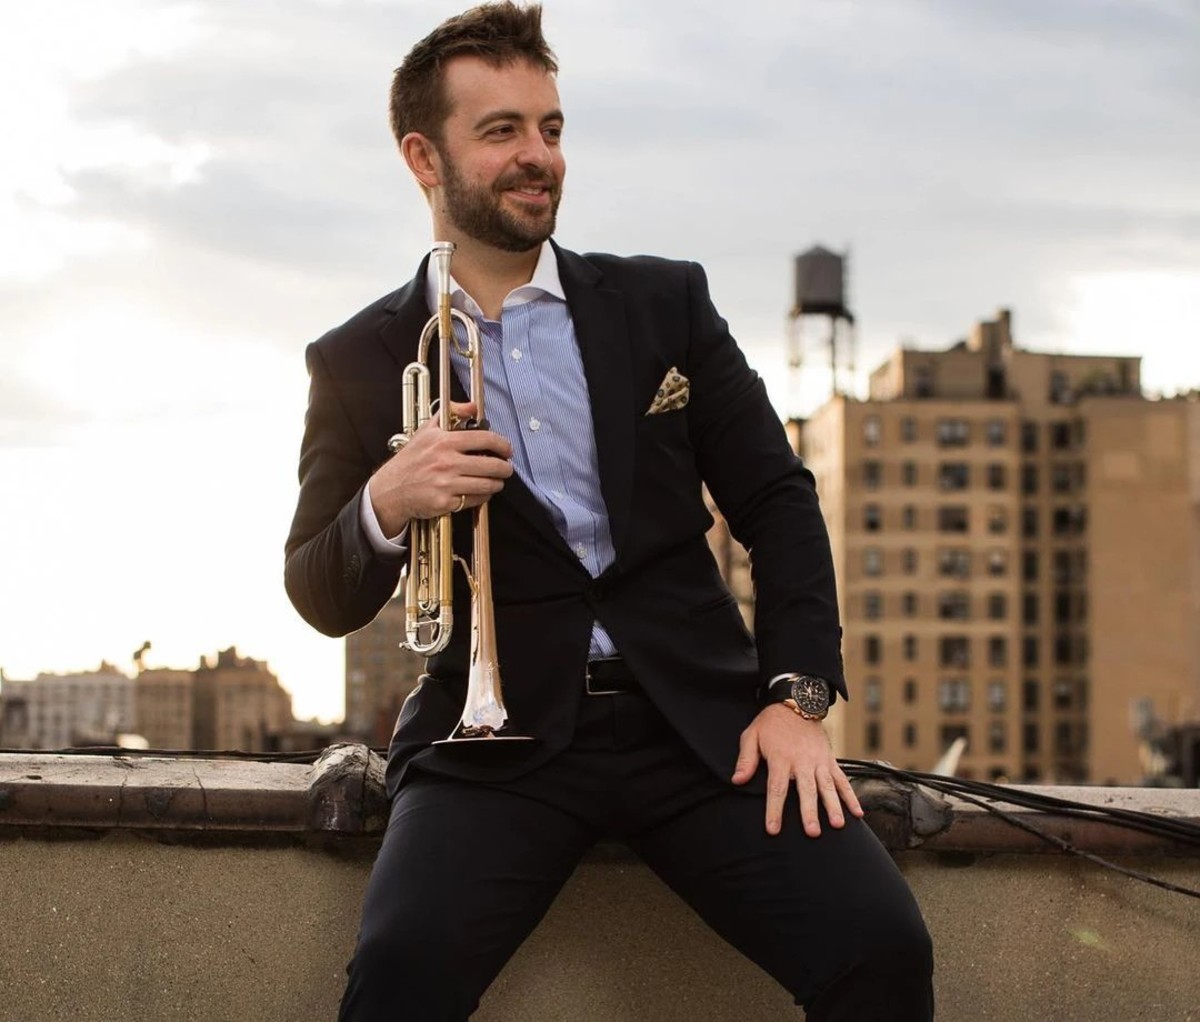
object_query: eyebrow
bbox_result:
[472,108,565,132]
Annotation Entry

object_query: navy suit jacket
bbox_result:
[284,242,846,795]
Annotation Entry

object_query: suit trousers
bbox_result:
[338,690,934,1021]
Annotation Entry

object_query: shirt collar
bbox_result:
[424,239,564,320]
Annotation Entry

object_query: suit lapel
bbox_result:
[556,245,635,561]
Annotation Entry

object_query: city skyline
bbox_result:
[3,0,1198,722]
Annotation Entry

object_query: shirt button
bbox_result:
[575,544,587,559]
[529,417,541,432]
[552,489,564,499]
[511,348,523,361]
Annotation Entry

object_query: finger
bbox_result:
[764,766,790,836]
[445,429,514,462]
[816,767,845,829]
[440,400,477,427]
[731,729,760,785]
[833,766,864,818]
[797,772,821,838]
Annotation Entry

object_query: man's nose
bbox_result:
[515,130,553,170]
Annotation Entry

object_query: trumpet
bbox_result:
[388,242,530,743]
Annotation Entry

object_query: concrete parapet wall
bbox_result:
[0,836,1198,1021]
[1,749,1198,1020]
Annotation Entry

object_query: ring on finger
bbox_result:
[454,494,467,514]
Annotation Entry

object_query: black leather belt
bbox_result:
[585,657,638,696]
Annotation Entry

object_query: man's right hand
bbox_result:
[367,400,514,537]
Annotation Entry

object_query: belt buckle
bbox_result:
[585,659,623,697]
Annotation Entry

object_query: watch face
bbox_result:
[791,677,830,717]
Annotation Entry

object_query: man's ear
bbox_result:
[401,132,441,190]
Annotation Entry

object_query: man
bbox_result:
[285,3,934,1019]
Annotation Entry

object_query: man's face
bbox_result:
[430,56,565,252]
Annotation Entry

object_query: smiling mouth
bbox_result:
[506,185,552,206]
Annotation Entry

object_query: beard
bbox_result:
[439,156,561,253]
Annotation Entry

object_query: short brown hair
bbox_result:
[390,2,558,146]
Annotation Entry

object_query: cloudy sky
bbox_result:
[3,0,1198,724]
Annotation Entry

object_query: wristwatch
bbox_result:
[767,674,831,722]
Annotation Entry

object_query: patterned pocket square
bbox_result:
[645,366,690,415]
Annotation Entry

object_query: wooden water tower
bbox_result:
[786,245,856,412]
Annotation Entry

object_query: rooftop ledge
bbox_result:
[2,744,1198,856]
[3,746,1200,1022]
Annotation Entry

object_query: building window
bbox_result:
[902,461,918,487]
[939,636,970,668]
[1055,722,1075,757]
[986,420,1007,446]
[904,722,917,747]
[989,721,1006,754]
[987,592,1008,620]
[903,635,918,662]
[938,548,971,579]
[863,415,882,446]
[936,418,970,447]
[904,679,917,704]
[1054,592,1073,625]
[938,506,970,533]
[1022,678,1040,711]
[865,635,882,664]
[1021,464,1039,494]
[863,548,883,577]
[863,460,882,488]
[902,505,917,530]
[915,365,934,398]
[865,677,882,711]
[938,463,970,491]
[1022,507,1038,538]
[1051,421,1072,450]
[938,590,971,620]
[902,549,918,575]
[866,721,881,752]
[1051,463,1073,494]
[863,591,883,620]
[1054,679,1073,710]
[1021,421,1038,453]
[987,681,1007,712]
[902,591,918,617]
[901,417,917,443]
[987,549,1009,577]
[1023,592,1040,625]
[1023,636,1040,668]
[986,463,1007,490]
[1053,505,1087,537]
[938,678,971,712]
[1023,722,1040,754]
[1022,551,1039,582]
[987,636,1008,668]
[1054,633,1075,666]
[987,505,1008,535]
[863,504,882,532]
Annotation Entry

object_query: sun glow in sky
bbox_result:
[2,0,1198,724]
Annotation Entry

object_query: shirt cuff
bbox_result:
[359,487,409,555]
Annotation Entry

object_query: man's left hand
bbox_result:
[731,704,864,838]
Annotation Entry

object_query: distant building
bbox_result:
[0,663,135,750]
[0,684,30,749]
[193,647,293,752]
[135,668,195,750]
[344,596,426,746]
[797,308,1200,784]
